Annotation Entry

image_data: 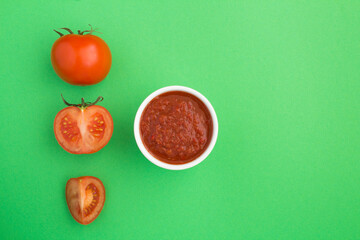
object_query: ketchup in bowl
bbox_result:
[140,91,213,165]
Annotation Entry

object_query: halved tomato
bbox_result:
[54,95,113,154]
[66,176,106,225]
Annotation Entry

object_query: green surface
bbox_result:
[1,1,360,239]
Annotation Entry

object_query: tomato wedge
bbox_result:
[66,176,105,225]
[54,95,113,154]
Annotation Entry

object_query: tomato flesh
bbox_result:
[66,176,105,225]
[54,105,113,154]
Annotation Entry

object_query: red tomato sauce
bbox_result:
[140,91,213,164]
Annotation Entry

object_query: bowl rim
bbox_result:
[134,85,218,170]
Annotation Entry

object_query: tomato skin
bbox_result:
[51,34,112,86]
[66,176,105,225]
[54,105,113,154]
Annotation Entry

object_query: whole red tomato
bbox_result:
[51,26,112,86]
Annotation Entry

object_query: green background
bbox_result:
[1,0,359,239]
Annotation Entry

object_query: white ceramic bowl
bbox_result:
[134,86,218,170]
